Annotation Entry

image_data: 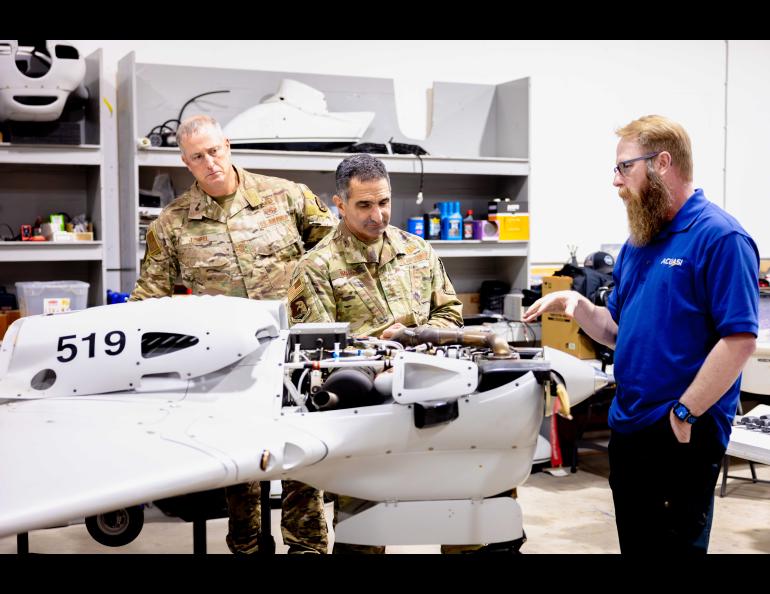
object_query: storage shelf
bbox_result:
[136,147,529,176]
[429,240,528,258]
[0,241,103,262]
[0,49,110,307]
[0,144,102,166]
[118,55,531,294]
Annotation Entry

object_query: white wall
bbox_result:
[75,40,767,263]
[726,40,770,258]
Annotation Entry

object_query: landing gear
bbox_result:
[478,533,527,553]
[85,506,144,547]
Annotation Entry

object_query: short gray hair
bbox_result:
[335,153,390,202]
[176,115,224,151]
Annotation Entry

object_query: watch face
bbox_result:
[673,402,696,423]
[674,403,689,420]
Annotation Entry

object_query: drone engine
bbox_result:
[283,323,552,415]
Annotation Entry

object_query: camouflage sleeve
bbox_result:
[426,249,464,328]
[292,183,338,249]
[287,255,337,327]
[128,220,178,301]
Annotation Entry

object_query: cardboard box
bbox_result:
[456,292,480,315]
[541,276,596,359]
[541,275,572,295]
[0,309,20,341]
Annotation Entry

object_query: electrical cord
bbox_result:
[148,122,178,136]
[145,90,231,143]
[522,321,536,344]
[0,222,17,241]
[506,320,536,345]
[415,152,424,204]
[386,136,425,204]
[177,90,230,127]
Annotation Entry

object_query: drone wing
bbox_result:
[0,296,326,538]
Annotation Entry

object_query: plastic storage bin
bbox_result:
[15,281,90,316]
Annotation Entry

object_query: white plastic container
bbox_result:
[15,281,89,316]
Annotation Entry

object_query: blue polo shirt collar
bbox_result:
[655,188,707,240]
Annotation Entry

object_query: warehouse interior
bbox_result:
[0,40,768,555]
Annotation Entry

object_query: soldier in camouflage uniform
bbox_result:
[288,154,464,553]
[130,115,335,554]
[288,154,462,339]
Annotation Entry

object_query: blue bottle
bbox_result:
[441,201,463,240]
[439,202,449,239]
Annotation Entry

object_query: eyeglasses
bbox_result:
[613,151,660,176]
[188,145,226,164]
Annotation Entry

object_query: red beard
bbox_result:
[620,170,672,246]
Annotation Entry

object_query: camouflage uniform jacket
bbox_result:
[130,166,337,301]
[288,222,463,336]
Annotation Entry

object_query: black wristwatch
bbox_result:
[672,401,698,424]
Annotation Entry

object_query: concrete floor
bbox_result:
[2,449,768,554]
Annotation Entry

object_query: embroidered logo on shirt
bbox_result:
[660,257,684,267]
[330,269,355,280]
[401,252,428,265]
[262,213,290,228]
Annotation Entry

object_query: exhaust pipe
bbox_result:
[390,326,513,358]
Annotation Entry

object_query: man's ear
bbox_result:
[333,194,345,217]
[657,151,672,175]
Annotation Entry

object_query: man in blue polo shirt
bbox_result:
[523,115,758,554]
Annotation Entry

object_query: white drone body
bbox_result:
[0,296,611,546]
[223,79,374,145]
[0,40,87,122]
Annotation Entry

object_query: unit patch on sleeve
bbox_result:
[290,295,310,323]
[146,228,162,257]
[299,183,328,213]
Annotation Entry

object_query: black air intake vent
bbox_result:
[141,332,199,358]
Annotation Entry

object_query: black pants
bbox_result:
[608,411,725,555]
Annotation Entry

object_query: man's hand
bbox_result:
[521,290,584,323]
[380,322,406,340]
[669,408,692,444]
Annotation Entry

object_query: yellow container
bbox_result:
[497,213,529,241]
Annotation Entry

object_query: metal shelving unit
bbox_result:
[0,49,115,308]
[117,54,531,293]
